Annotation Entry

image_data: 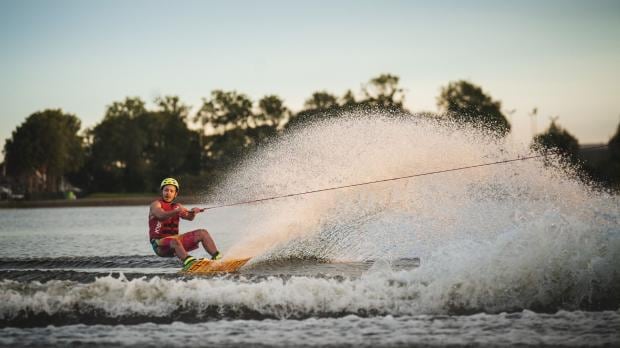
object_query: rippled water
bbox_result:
[1,114,619,347]
[2,312,619,347]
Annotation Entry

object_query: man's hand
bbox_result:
[190,207,203,215]
[184,207,203,217]
[178,206,204,220]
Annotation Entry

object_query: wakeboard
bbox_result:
[181,258,251,275]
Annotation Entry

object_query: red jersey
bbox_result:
[148,199,180,240]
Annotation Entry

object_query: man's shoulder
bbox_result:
[151,199,181,208]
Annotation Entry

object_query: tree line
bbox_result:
[2,74,620,198]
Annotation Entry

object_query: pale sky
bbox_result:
[1,0,619,161]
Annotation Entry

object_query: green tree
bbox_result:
[3,109,84,193]
[195,90,253,132]
[609,122,620,160]
[303,91,339,111]
[531,119,580,163]
[245,94,288,145]
[361,74,405,110]
[202,128,249,169]
[256,95,289,128]
[437,80,511,136]
[194,91,265,175]
[341,89,357,107]
[604,122,620,189]
[88,96,201,192]
[89,97,149,192]
[146,96,201,184]
[285,91,340,129]
[105,97,147,119]
[156,95,190,119]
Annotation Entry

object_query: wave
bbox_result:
[1,259,618,328]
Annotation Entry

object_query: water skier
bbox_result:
[148,177,222,270]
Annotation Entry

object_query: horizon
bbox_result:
[1,0,619,161]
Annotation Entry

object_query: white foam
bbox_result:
[0,267,420,319]
[208,112,619,310]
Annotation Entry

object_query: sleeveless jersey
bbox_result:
[149,199,180,240]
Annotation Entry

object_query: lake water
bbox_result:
[1,115,619,346]
[0,205,618,347]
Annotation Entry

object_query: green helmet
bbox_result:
[160,177,179,191]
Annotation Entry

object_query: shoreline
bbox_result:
[0,195,205,209]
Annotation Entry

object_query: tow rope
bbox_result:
[202,145,609,210]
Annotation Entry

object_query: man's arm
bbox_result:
[150,201,182,221]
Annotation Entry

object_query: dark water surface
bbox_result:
[0,187,618,348]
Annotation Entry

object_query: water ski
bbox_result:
[181,258,251,275]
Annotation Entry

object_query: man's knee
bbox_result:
[198,229,210,238]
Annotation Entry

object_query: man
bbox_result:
[149,177,222,270]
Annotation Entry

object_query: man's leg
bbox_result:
[159,236,189,260]
[181,229,220,259]
[196,229,218,256]
[169,237,190,260]
[158,236,199,270]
